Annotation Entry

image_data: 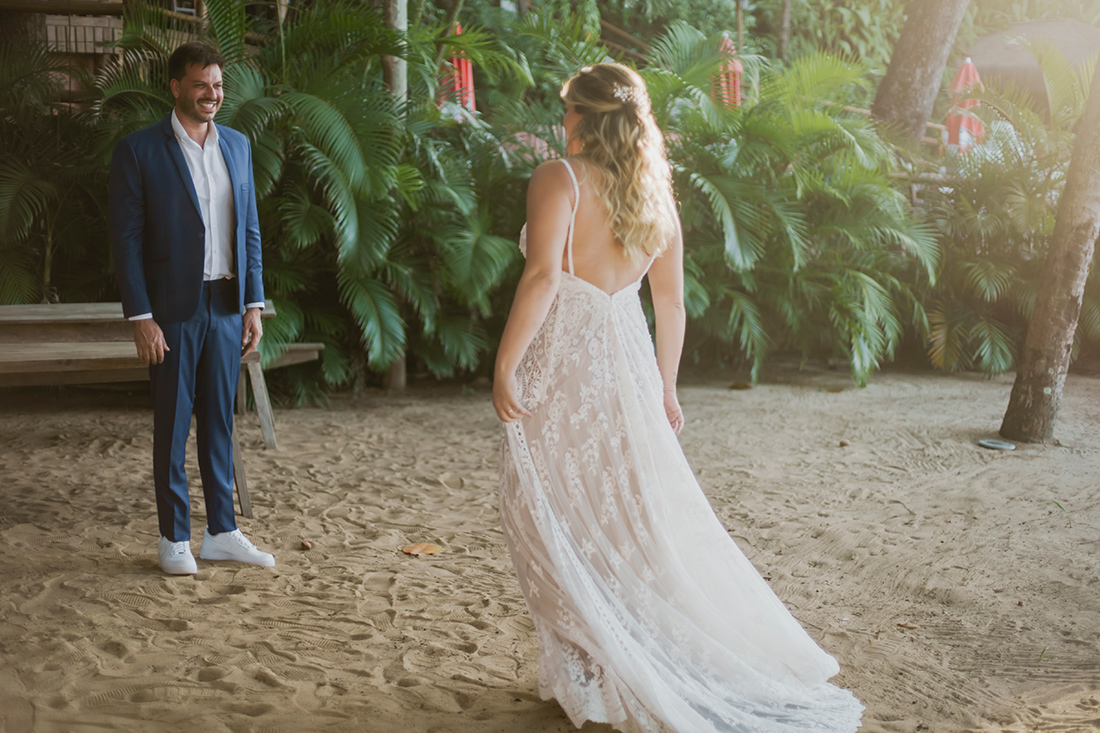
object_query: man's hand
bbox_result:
[133,319,169,365]
[241,307,263,356]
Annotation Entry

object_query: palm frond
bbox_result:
[722,288,770,381]
[219,64,283,139]
[336,270,406,369]
[960,259,1015,303]
[928,301,972,372]
[1078,295,1100,345]
[766,51,868,107]
[283,91,370,194]
[293,140,357,252]
[277,190,335,250]
[205,0,250,67]
[0,162,58,244]
[435,24,534,86]
[0,246,39,304]
[438,213,519,309]
[418,312,488,377]
[682,257,710,318]
[969,316,1016,375]
[685,171,749,270]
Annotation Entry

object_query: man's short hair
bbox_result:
[168,42,226,82]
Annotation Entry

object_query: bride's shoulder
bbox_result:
[528,158,577,199]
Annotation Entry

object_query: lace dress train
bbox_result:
[499,160,863,732]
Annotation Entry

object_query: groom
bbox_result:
[109,42,274,574]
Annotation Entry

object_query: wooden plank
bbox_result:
[0,340,314,369]
[231,423,252,518]
[0,300,276,324]
[0,342,142,372]
[236,373,247,415]
[0,303,127,323]
[0,368,149,387]
[0,0,123,15]
[266,343,324,370]
[247,360,277,450]
[0,322,133,344]
[46,14,122,29]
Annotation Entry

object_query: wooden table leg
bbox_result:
[236,372,247,415]
[247,360,278,450]
[232,421,253,518]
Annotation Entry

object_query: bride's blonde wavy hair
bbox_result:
[560,63,675,261]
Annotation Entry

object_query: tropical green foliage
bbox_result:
[0,39,113,306]
[919,43,1100,374]
[68,0,531,402]
[636,23,938,384]
[7,1,1097,395]
[600,0,745,40]
[755,0,903,73]
[958,0,1100,53]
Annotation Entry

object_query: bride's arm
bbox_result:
[647,201,686,433]
[493,161,574,423]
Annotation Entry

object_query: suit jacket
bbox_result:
[109,114,264,323]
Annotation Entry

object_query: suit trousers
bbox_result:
[150,279,241,542]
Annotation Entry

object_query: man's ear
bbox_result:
[169,78,180,101]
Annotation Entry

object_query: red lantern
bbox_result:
[713,34,742,108]
[946,57,985,152]
[448,22,476,112]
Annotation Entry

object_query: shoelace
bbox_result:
[166,542,189,556]
[227,531,257,550]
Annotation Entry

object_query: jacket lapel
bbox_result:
[162,115,202,219]
[216,126,241,220]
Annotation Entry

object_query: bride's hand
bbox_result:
[493,372,532,423]
[664,388,684,434]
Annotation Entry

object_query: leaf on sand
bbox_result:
[402,543,443,556]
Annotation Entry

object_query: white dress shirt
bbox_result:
[130,111,263,320]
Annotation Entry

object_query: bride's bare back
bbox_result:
[558,158,652,294]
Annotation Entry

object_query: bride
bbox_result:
[493,62,863,732]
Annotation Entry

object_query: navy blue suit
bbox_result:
[109,114,264,542]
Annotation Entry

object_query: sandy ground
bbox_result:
[0,370,1098,733]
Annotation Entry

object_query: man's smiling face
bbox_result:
[171,62,223,126]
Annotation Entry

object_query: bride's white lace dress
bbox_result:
[499,160,863,732]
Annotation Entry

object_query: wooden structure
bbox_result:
[0,302,323,518]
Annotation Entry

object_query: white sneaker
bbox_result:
[199,528,275,567]
[158,536,198,575]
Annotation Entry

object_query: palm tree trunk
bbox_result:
[999,58,1100,443]
[870,0,971,141]
[736,0,744,52]
[435,0,464,68]
[777,0,791,62]
[382,0,408,391]
[382,0,407,106]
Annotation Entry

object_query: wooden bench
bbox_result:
[235,342,324,451]
[0,302,322,518]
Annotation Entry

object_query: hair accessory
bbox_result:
[613,84,643,106]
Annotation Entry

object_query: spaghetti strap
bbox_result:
[639,249,659,283]
[558,159,580,275]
